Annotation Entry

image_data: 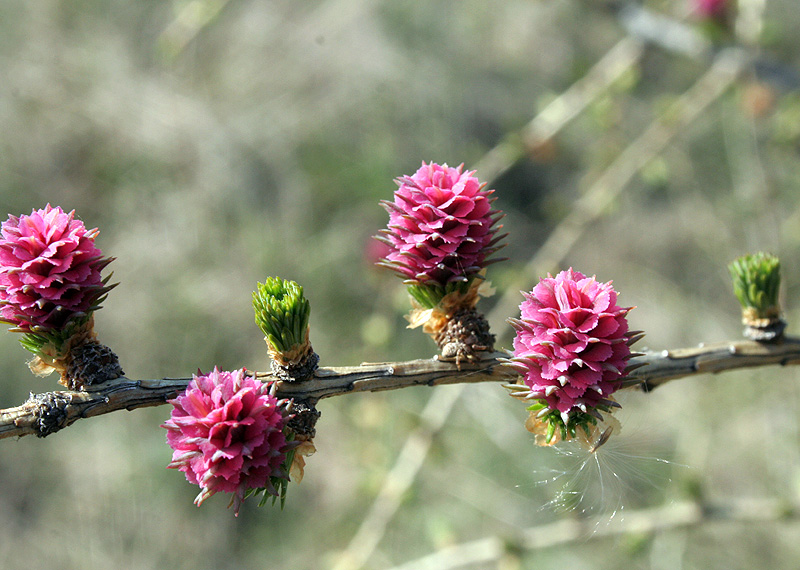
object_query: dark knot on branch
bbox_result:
[286,400,321,439]
[28,392,73,438]
[436,308,495,366]
[271,350,320,383]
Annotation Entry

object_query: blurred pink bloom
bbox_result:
[694,0,728,18]
[0,205,113,333]
[364,234,392,267]
[507,269,632,423]
[377,162,504,286]
[163,367,291,515]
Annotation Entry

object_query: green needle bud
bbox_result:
[253,277,318,381]
[728,252,785,341]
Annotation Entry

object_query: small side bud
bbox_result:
[435,307,495,366]
[728,252,785,342]
[286,400,321,439]
[64,340,124,390]
[28,391,73,438]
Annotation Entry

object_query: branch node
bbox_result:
[27,391,73,438]
[286,400,321,439]
[271,350,320,383]
[742,319,787,343]
[64,340,124,389]
[435,308,495,368]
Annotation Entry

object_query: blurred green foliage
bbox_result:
[2,1,800,569]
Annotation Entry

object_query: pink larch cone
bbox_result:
[505,269,636,443]
[0,204,114,334]
[376,162,505,290]
[163,367,294,515]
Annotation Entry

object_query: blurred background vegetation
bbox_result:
[2,0,800,568]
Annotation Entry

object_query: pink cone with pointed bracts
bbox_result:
[506,269,634,443]
[0,204,114,334]
[376,162,505,306]
[163,367,293,515]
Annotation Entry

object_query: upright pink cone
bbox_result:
[377,162,505,288]
[0,205,114,333]
[695,0,728,18]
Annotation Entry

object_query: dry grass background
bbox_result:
[2,1,800,568]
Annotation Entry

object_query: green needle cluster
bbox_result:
[253,277,311,354]
[526,401,614,445]
[729,252,781,317]
[17,315,93,356]
[406,279,472,310]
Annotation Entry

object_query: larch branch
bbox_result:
[2,336,800,440]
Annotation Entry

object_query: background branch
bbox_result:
[488,47,748,335]
[388,496,800,570]
[473,36,645,184]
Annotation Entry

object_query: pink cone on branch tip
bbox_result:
[694,0,728,18]
[376,161,505,289]
[0,204,114,333]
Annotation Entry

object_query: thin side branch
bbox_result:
[331,386,464,570]
[473,36,645,183]
[2,337,800,440]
